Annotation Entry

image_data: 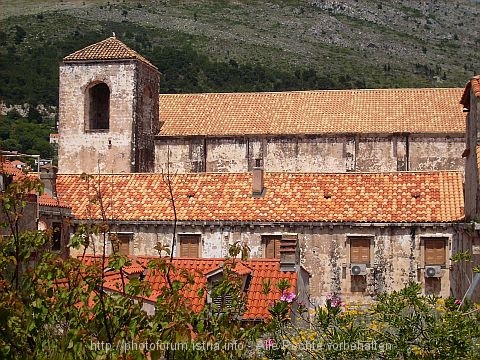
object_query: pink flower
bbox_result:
[280,290,296,303]
[455,299,462,306]
[326,293,343,308]
[265,338,275,350]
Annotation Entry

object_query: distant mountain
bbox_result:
[1,0,479,107]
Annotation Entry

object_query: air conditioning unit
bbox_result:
[351,264,367,276]
[425,266,442,278]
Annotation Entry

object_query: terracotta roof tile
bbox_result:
[85,256,298,320]
[158,88,464,136]
[0,159,26,178]
[56,171,464,223]
[63,36,156,69]
[471,76,480,99]
[1,160,68,208]
[38,192,70,208]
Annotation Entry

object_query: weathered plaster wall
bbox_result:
[155,139,202,174]
[408,135,465,171]
[356,136,399,172]
[155,135,465,174]
[72,222,456,303]
[206,139,248,172]
[59,62,137,174]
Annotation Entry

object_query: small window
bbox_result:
[52,222,62,251]
[350,237,371,265]
[87,82,110,131]
[263,235,281,259]
[211,280,233,310]
[179,234,200,258]
[424,238,446,266]
[112,234,132,256]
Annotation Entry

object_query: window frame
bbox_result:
[52,222,62,251]
[111,232,133,256]
[84,81,110,132]
[421,237,448,268]
[347,235,374,267]
[262,234,282,259]
[178,234,201,258]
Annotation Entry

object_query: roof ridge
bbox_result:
[57,169,463,177]
[63,36,157,70]
[159,87,463,97]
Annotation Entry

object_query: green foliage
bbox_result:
[265,282,480,360]
[0,178,265,359]
[0,111,54,159]
[2,1,472,110]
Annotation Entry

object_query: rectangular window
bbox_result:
[349,237,371,265]
[52,222,62,251]
[424,238,446,266]
[117,234,131,256]
[263,235,281,259]
[179,234,200,258]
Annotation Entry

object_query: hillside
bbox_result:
[0,0,479,108]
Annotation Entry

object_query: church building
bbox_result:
[55,36,476,304]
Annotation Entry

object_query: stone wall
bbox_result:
[58,60,159,175]
[72,222,457,304]
[155,134,465,174]
[58,62,137,174]
[133,62,160,173]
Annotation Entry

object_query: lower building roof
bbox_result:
[56,171,464,223]
[82,255,300,320]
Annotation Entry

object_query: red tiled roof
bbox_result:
[56,171,464,223]
[63,36,157,69]
[0,160,26,178]
[83,256,298,320]
[158,88,465,136]
[38,192,71,208]
[0,160,70,209]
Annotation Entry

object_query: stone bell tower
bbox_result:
[58,36,160,174]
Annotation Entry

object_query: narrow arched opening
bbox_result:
[87,82,110,131]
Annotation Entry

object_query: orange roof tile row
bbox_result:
[158,88,465,136]
[470,76,480,99]
[56,171,464,223]
[83,256,298,320]
[38,193,71,208]
[0,160,26,178]
[63,36,156,69]
[1,160,70,209]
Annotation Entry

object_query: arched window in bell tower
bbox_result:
[86,82,110,131]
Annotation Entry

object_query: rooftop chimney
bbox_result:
[280,234,300,272]
[252,159,265,197]
[40,164,58,197]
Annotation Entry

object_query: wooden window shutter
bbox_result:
[179,235,200,258]
[264,235,281,259]
[118,234,131,256]
[424,238,446,266]
[350,237,371,264]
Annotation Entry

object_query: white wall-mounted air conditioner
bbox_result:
[425,266,442,278]
[350,264,367,276]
